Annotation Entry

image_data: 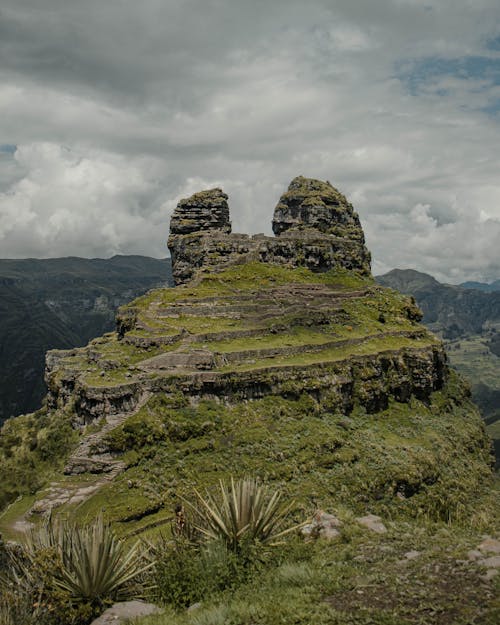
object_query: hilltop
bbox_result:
[0,177,497,625]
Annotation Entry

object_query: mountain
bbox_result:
[460,279,500,292]
[376,268,500,339]
[0,255,172,423]
[376,267,500,463]
[0,178,497,625]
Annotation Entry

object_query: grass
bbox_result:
[137,509,500,625]
[118,263,373,312]
[446,335,500,390]
[40,263,423,395]
[0,493,37,541]
[445,334,500,464]
[1,261,498,625]
[52,370,492,537]
[0,407,79,512]
[221,334,435,372]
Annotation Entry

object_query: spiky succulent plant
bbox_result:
[186,477,300,551]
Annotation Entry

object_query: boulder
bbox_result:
[90,601,161,625]
[355,514,387,534]
[301,510,342,540]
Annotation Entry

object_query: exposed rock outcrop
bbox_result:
[170,188,231,235]
[168,177,371,285]
[272,176,365,241]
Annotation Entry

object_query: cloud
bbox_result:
[0,0,499,282]
[0,143,168,257]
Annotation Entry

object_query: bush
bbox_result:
[152,537,244,608]
[2,515,152,625]
[186,477,300,552]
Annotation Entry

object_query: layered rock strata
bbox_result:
[167,176,371,285]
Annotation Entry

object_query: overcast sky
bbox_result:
[0,0,499,283]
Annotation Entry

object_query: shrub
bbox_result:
[3,515,152,625]
[186,477,300,552]
[151,537,243,609]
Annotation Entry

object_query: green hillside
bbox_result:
[0,180,497,625]
[376,268,500,464]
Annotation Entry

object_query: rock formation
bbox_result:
[0,174,495,625]
[167,176,371,285]
[272,176,365,240]
[0,175,492,553]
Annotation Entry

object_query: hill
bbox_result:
[0,178,497,625]
[0,256,172,423]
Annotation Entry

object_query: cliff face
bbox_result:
[0,177,493,537]
[167,177,371,285]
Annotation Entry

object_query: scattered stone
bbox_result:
[337,416,354,430]
[404,550,421,560]
[11,518,34,534]
[90,601,161,625]
[467,550,482,561]
[319,526,341,540]
[478,538,500,554]
[480,569,498,582]
[187,602,202,613]
[355,514,387,534]
[301,510,342,540]
[480,555,500,569]
[138,349,215,371]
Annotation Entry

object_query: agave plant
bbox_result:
[186,477,300,551]
[21,514,152,603]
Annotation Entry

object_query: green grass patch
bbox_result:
[222,334,435,372]
[73,375,494,534]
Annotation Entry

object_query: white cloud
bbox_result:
[0,143,168,257]
[0,0,499,282]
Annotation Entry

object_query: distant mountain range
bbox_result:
[376,268,500,462]
[376,268,500,339]
[0,256,172,423]
[460,280,500,292]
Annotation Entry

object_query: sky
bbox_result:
[0,0,499,283]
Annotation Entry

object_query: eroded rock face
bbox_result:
[169,188,231,235]
[167,177,371,285]
[272,176,365,242]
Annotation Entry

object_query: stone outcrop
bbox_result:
[272,176,365,241]
[167,176,371,285]
[46,275,447,431]
[169,188,231,235]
